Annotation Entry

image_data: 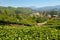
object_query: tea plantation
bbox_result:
[0,6,60,40]
[0,25,60,40]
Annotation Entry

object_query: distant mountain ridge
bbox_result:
[30,5,60,11]
[39,5,60,11]
[0,5,60,11]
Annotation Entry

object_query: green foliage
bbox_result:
[0,6,35,25]
[46,19,60,25]
[36,17,47,23]
[0,26,60,40]
[0,6,48,26]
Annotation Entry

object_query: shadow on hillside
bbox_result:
[55,26,60,30]
[0,21,32,26]
[45,25,60,30]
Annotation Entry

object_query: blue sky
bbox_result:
[0,0,60,7]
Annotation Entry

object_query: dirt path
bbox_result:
[36,21,48,26]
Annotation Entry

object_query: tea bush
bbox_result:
[0,26,60,40]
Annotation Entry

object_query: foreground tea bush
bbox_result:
[0,26,60,40]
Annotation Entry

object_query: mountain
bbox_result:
[37,5,60,11]
[29,5,60,11]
